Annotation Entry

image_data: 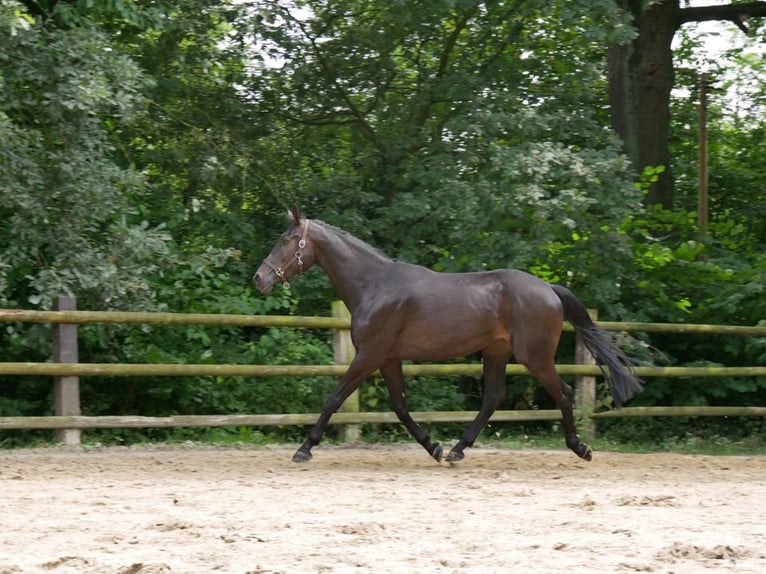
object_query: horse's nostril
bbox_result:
[253,273,261,284]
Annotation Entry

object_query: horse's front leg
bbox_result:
[380,360,443,462]
[293,353,378,462]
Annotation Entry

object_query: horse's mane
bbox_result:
[313,219,391,262]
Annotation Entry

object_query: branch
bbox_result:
[290,11,387,157]
[679,1,766,34]
[413,4,480,134]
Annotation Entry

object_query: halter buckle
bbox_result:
[274,266,290,288]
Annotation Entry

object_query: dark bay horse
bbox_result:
[254,206,643,463]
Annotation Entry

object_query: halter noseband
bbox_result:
[263,219,311,289]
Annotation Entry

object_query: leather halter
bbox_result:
[262,219,310,289]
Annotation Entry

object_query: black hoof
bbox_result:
[445,449,465,463]
[577,443,593,462]
[292,449,313,463]
[430,442,443,462]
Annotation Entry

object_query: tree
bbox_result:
[241,0,643,313]
[608,0,766,208]
[1,0,275,309]
[0,1,173,310]
[669,24,766,242]
[0,0,338,437]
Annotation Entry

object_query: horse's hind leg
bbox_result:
[526,362,592,461]
[380,360,443,462]
[446,348,509,463]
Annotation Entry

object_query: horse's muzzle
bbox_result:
[253,264,275,295]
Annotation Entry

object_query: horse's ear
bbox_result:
[288,205,302,225]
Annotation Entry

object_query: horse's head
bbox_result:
[254,205,315,294]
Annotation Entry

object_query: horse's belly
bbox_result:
[392,322,503,361]
[381,283,512,361]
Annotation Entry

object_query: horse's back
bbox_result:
[364,264,563,361]
[386,264,562,320]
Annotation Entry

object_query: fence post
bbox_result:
[332,301,360,443]
[53,295,81,445]
[574,308,598,439]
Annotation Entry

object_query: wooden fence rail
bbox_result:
[4,307,766,335]
[1,296,765,444]
[2,362,766,379]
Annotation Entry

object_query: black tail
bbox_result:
[550,284,644,408]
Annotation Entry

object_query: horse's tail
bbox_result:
[550,284,644,408]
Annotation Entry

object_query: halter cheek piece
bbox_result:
[263,220,310,289]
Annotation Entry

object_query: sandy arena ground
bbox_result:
[0,444,764,574]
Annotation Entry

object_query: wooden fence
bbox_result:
[1,296,765,445]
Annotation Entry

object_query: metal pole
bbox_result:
[698,72,709,233]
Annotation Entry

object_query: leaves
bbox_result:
[0,3,167,310]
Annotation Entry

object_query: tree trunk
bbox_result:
[609,0,766,210]
[609,0,680,209]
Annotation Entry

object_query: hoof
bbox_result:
[577,443,593,462]
[445,449,465,463]
[292,449,313,463]
[430,443,443,462]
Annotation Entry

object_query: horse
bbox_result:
[254,206,643,463]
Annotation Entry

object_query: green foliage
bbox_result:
[242,0,643,313]
[0,1,171,310]
[596,416,766,454]
[612,201,766,413]
[421,104,641,309]
[74,250,334,434]
[586,24,766,416]
[0,0,334,442]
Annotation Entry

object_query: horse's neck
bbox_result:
[313,224,389,312]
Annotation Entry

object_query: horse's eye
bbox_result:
[281,235,290,245]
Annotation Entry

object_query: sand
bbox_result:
[0,444,764,574]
